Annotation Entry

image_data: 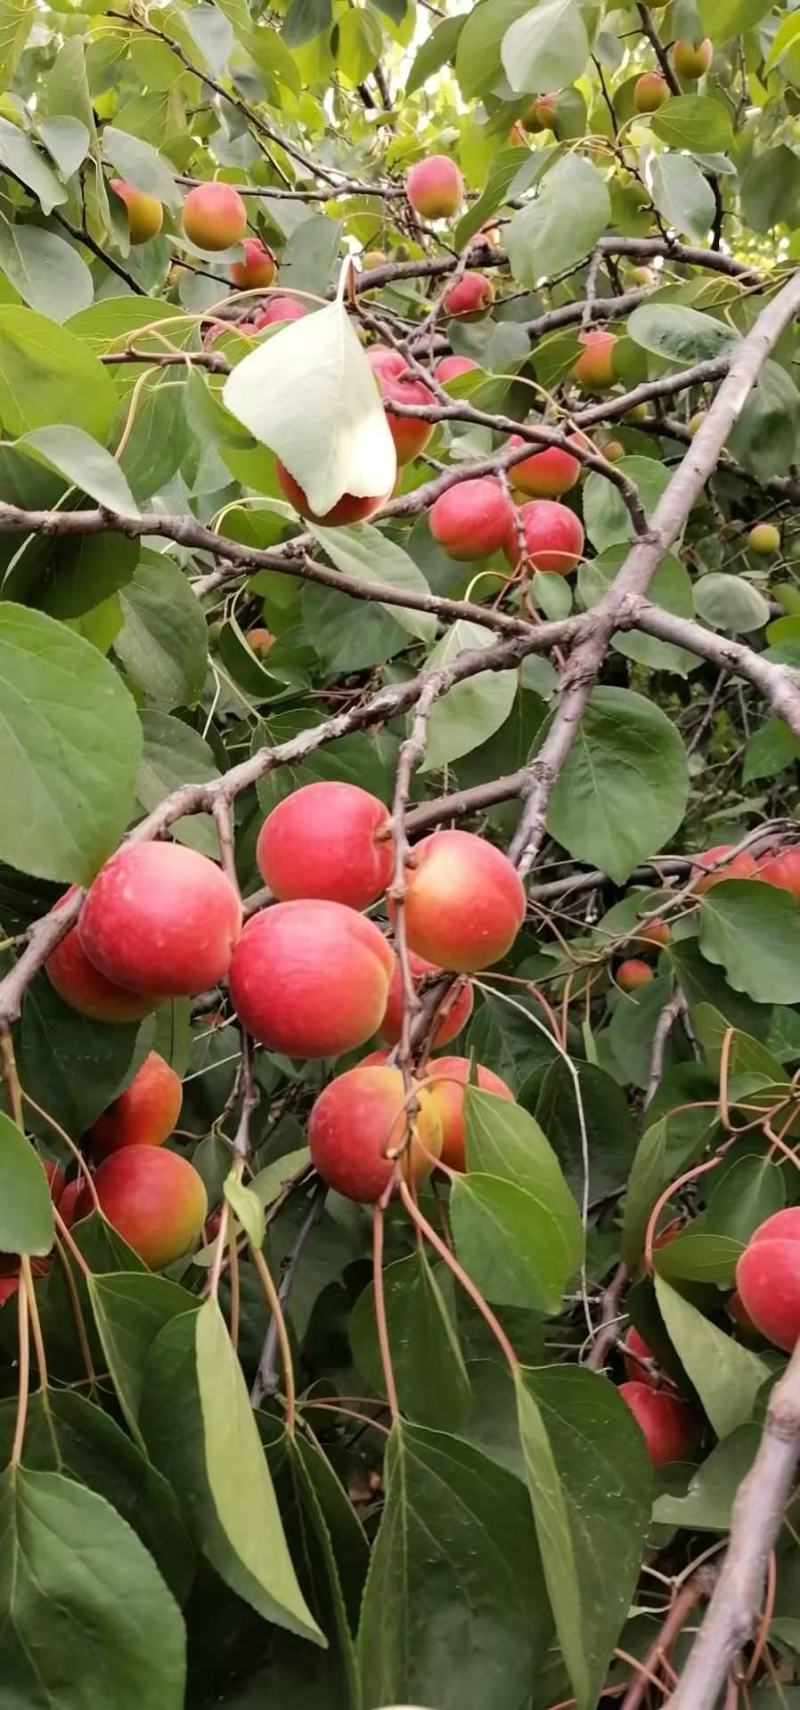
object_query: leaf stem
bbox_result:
[399,1180,520,1376]
[249,1246,296,1436]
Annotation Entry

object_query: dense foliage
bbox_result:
[6,0,800,1706]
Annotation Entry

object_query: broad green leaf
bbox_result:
[0,0,33,87]
[608,971,675,1089]
[698,0,773,36]
[18,975,143,1140]
[621,1098,719,1264]
[546,687,689,884]
[728,361,800,481]
[223,295,396,520]
[421,621,517,771]
[358,1419,551,1710]
[456,150,543,249]
[0,1389,194,1602]
[649,154,715,242]
[582,456,671,551]
[626,302,737,364]
[653,1425,760,1531]
[455,0,530,98]
[464,1087,583,1269]
[580,546,696,675]
[501,0,589,94]
[278,215,342,300]
[672,936,769,1038]
[740,146,800,233]
[89,1271,199,1445]
[350,1250,471,1428]
[467,986,559,1089]
[38,116,89,180]
[516,1366,652,1710]
[136,712,218,858]
[283,0,332,47]
[654,1273,770,1436]
[303,578,406,672]
[0,224,92,322]
[335,6,382,81]
[651,95,733,154]
[407,13,464,93]
[0,1112,54,1256]
[0,307,117,439]
[765,13,800,72]
[0,603,140,882]
[698,880,800,1005]
[115,559,208,709]
[310,521,435,643]
[450,1172,574,1311]
[531,1058,636,1202]
[0,1465,186,1708]
[0,116,65,215]
[694,573,770,633]
[101,126,180,210]
[654,1231,743,1285]
[508,155,610,287]
[743,718,800,784]
[18,427,137,515]
[223,1171,265,1250]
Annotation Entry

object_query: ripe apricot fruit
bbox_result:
[406,155,464,220]
[424,1056,514,1171]
[572,329,617,390]
[429,478,513,560]
[673,38,713,79]
[634,72,669,113]
[736,1208,800,1350]
[47,888,158,1022]
[617,958,653,992]
[229,901,395,1058]
[435,355,479,384]
[623,1325,656,1382]
[756,846,800,898]
[505,499,585,574]
[442,272,495,320]
[309,1065,442,1202]
[276,459,388,525]
[182,182,247,250]
[367,346,433,465]
[110,179,163,245]
[506,434,583,499]
[256,781,393,911]
[378,953,473,1049]
[619,1381,696,1466]
[692,844,760,892]
[230,237,276,289]
[79,843,242,997]
[253,297,307,328]
[90,1052,183,1158]
[80,1146,207,1269]
[399,829,526,971]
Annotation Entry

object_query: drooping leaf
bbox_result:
[653,1274,770,1437]
[114,559,208,709]
[89,1271,199,1445]
[310,520,436,643]
[350,1250,472,1428]
[653,1425,760,1531]
[508,155,610,287]
[0,1112,54,1257]
[421,621,517,771]
[464,1086,583,1268]
[450,1172,575,1312]
[500,0,589,94]
[649,154,715,243]
[698,880,800,1005]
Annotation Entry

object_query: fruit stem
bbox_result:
[372,1197,400,1420]
[23,1090,100,1210]
[249,1246,297,1435]
[399,1179,520,1375]
[0,1027,23,1128]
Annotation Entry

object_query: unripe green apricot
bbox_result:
[747,522,781,557]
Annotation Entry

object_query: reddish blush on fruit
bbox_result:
[424,1056,514,1171]
[435,356,479,384]
[81,1146,207,1269]
[406,156,464,220]
[229,901,395,1058]
[754,846,800,899]
[572,329,617,390]
[256,781,393,911]
[276,459,389,526]
[309,1065,442,1202]
[42,1160,65,1204]
[367,346,433,465]
[429,478,513,561]
[635,917,671,949]
[253,297,307,328]
[230,237,276,289]
[506,434,583,499]
[443,272,495,320]
[247,627,274,656]
[79,843,242,997]
[672,38,713,79]
[90,1051,183,1159]
[623,1325,656,1383]
[633,72,669,112]
[617,958,653,993]
[505,499,584,574]
[182,182,247,251]
[692,844,760,892]
[736,1208,800,1350]
[399,829,526,971]
[46,889,158,1022]
[58,1179,83,1230]
[378,953,473,1049]
[619,1381,696,1466]
[110,180,163,245]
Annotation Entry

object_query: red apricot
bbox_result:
[228,900,395,1058]
[309,1064,442,1202]
[754,846,800,898]
[182,183,247,251]
[253,296,307,328]
[79,843,242,997]
[692,844,760,893]
[672,38,713,79]
[399,829,526,971]
[424,1056,514,1171]
[246,627,274,656]
[506,434,583,499]
[58,1179,82,1230]
[635,917,671,948]
[522,92,558,134]
[110,179,163,245]
[47,889,158,1023]
[572,329,617,390]
[378,953,473,1049]
[42,1160,65,1204]
[80,1146,207,1269]
[276,459,388,526]
[230,237,276,289]
[90,1051,183,1159]
[256,781,393,911]
[406,155,464,221]
[634,72,669,113]
[617,958,654,992]
[429,478,513,561]
[367,346,433,465]
[623,1325,656,1383]
[434,356,479,384]
[505,499,585,574]
[619,1381,696,1466]
[736,1208,800,1350]
[442,272,495,320]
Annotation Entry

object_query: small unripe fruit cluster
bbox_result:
[747,522,780,557]
[406,155,464,221]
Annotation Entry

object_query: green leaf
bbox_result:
[621,1098,719,1265]
[0,1112,54,1257]
[18,426,138,516]
[101,126,179,210]
[114,559,208,709]
[743,718,800,784]
[450,1172,575,1312]
[223,1171,265,1249]
[649,155,715,243]
[501,0,589,94]
[136,712,218,858]
[531,1058,636,1202]
[741,146,800,233]
[583,456,672,551]
[0,1389,194,1603]
[277,215,342,301]
[546,687,689,884]
[0,1465,186,1708]
[0,307,118,439]
[310,520,436,643]
[694,573,770,633]
[358,1419,551,1710]
[38,116,89,180]
[0,224,92,322]
[0,603,140,883]
[283,0,332,47]
[334,6,382,81]
[407,13,464,94]
[18,976,144,1139]
[515,1365,652,1710]
[508,155,610,287]
[699,881,800,1005]
[89,1271,199,1446]
[350,1250,472,1428]
[651,95,733,154]
[455,0,530,99]
[626,302,737,364]
[456,149,543,249]
[728,361,800,480]
[465,1086,583,1268]
[0,0,33,88]
[224,296,396,520]
[698,0,773,37]
[654,1274,770,1437]
[421,621,517,771]
[653,1425,760,1531]
[580,546,696,675]
[0,116,65,215]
